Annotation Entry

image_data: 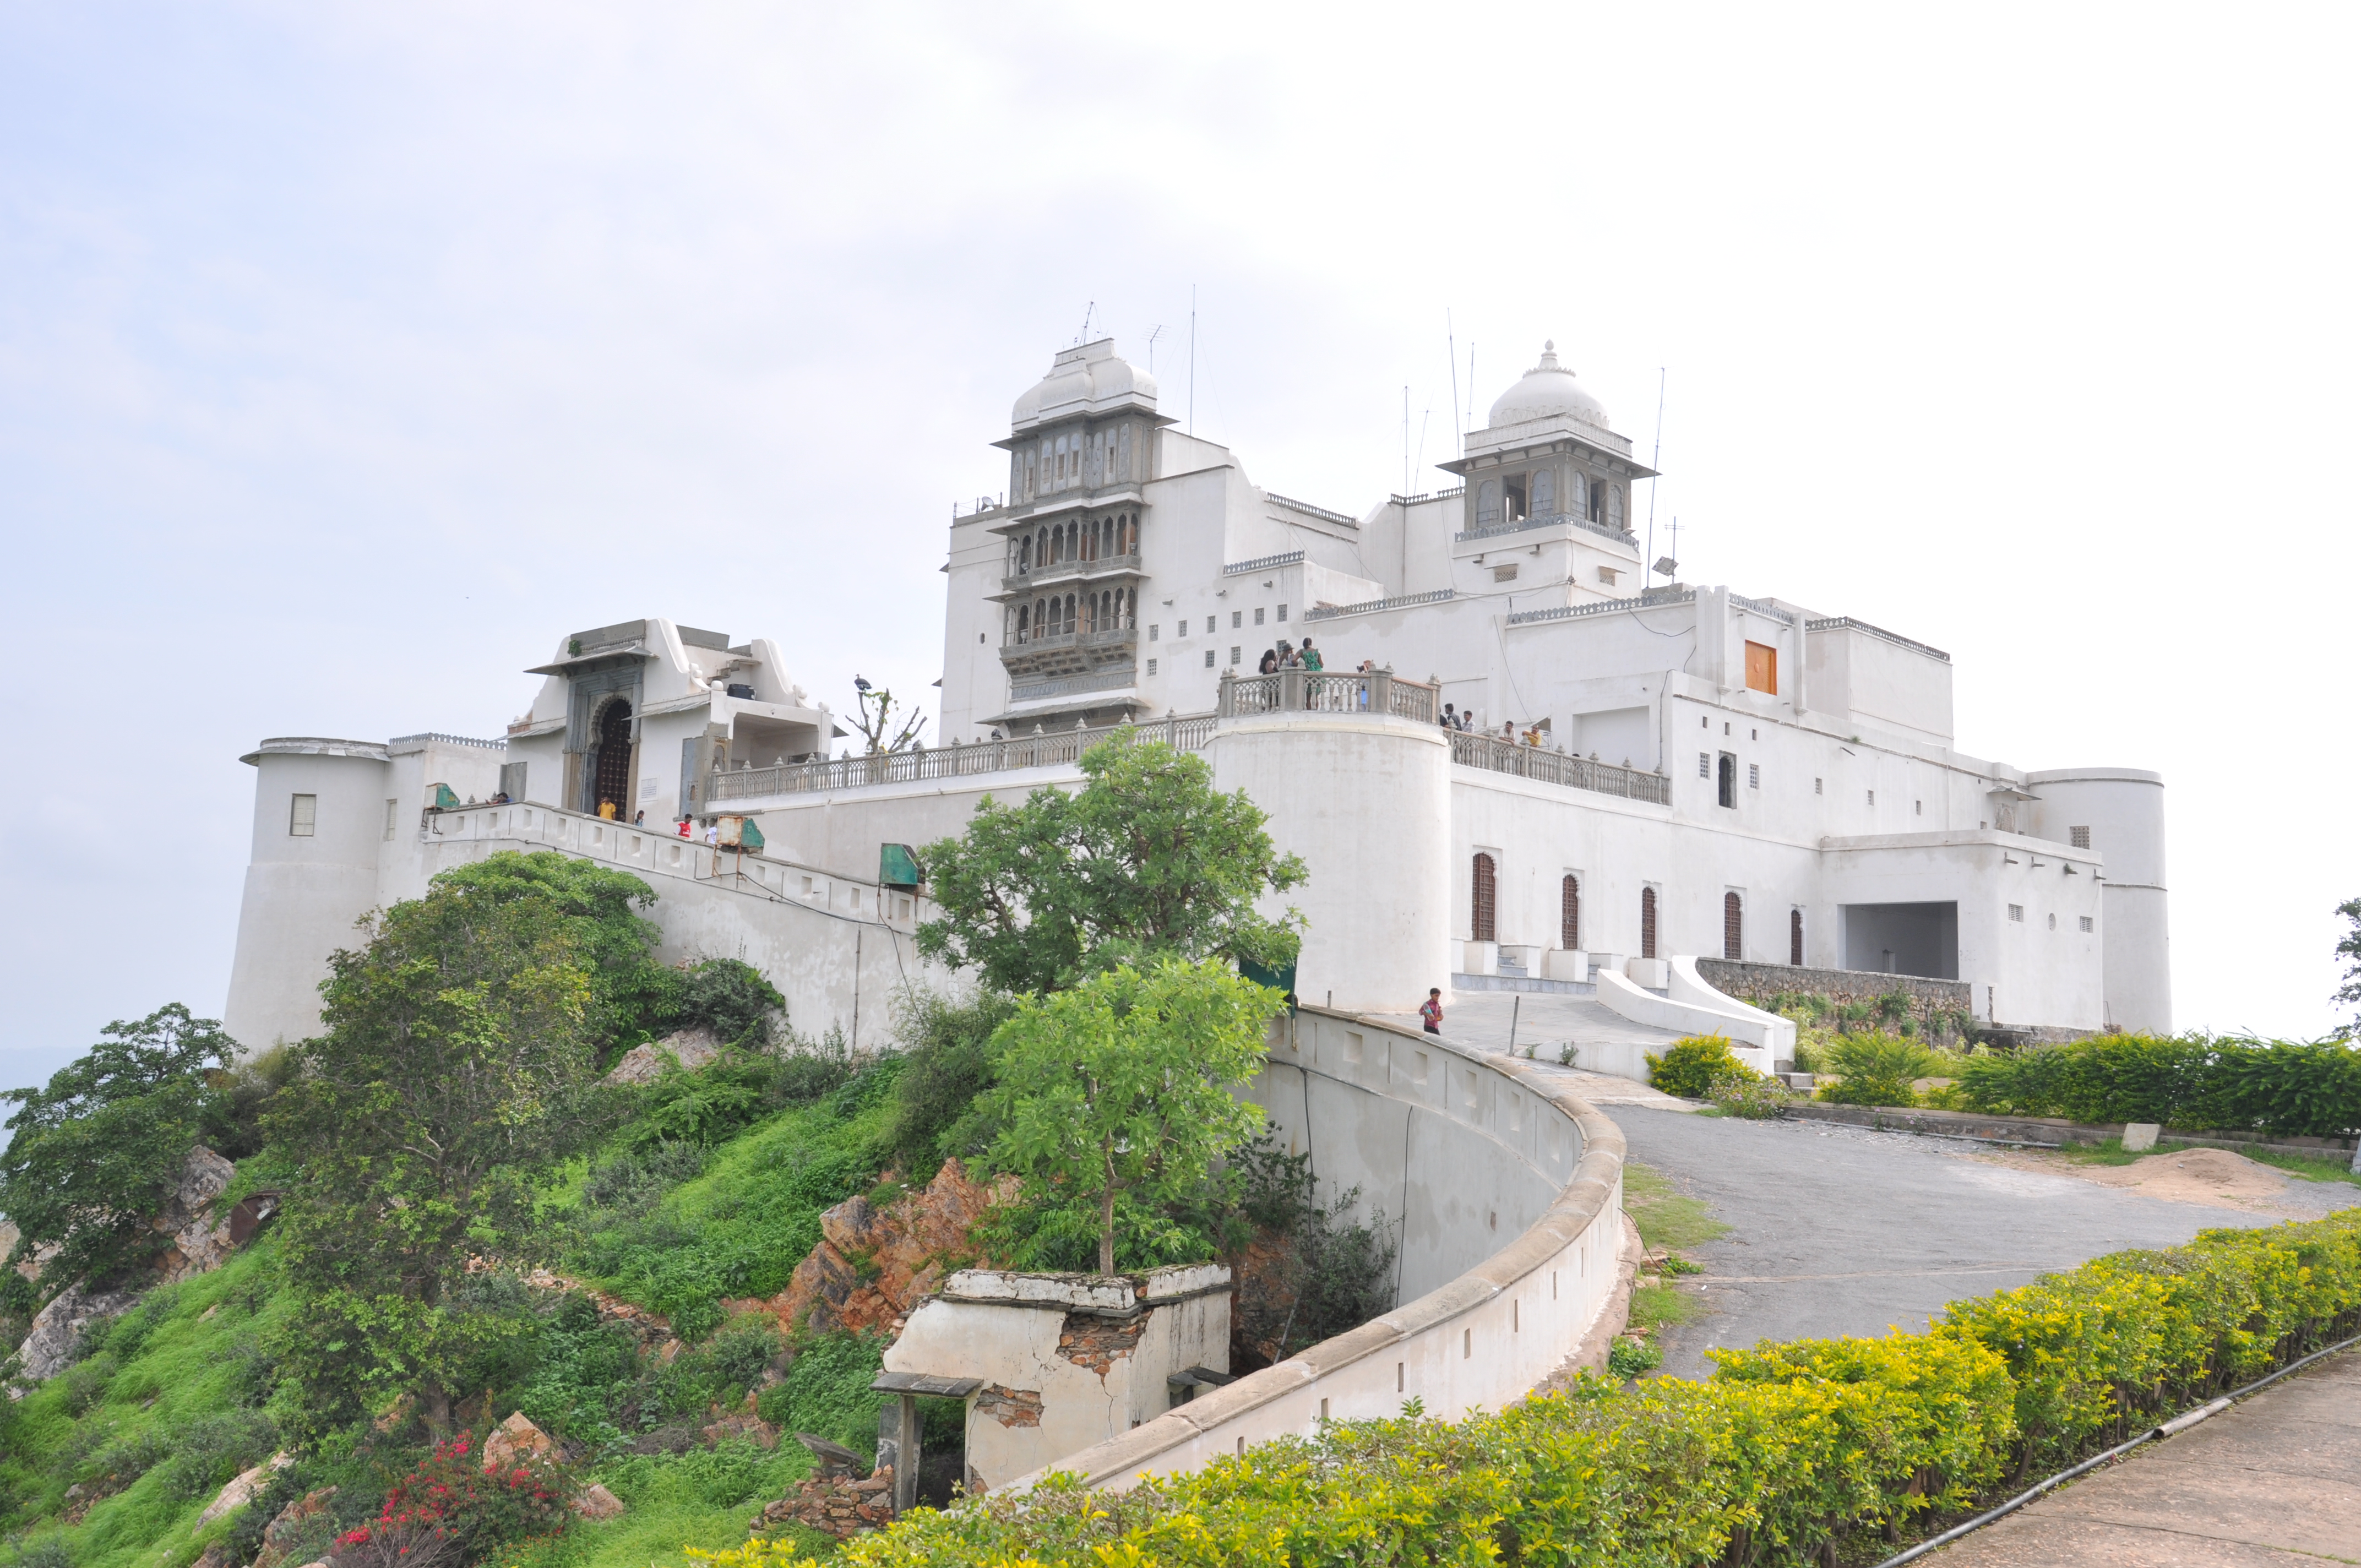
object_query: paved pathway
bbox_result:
[1935,1346,2361,1565]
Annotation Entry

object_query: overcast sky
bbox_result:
[2,2,2355,1085]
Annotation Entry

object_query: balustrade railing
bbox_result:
[1446,729,1671,804]
[1216,669,1438,723]
[706,712,1218,801]
[1002,551,1144,594]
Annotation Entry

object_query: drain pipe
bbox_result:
[1874,1331,2361,1567]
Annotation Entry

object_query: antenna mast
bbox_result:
[1076,301,1095,343]
[1146,325,1163,373]
[1188,285,1196,436]
[1646,366,1666,587]
[1447,312,1461,460]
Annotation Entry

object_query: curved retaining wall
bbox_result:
[1016,1005,1628,1491]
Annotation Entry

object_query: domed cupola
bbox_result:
[1487,341,1609,431]
[1010,338,1161,434]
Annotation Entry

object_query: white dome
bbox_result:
[1011,339,1158,430]
[1487,341,1608,429]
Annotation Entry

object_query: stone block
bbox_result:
[2122,1122,2161,1152]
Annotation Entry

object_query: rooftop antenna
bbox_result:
[1076,301,1095,344]
[1447,311,1461,459]
[1188,285,1196,436]
[1146,324,1163,374]
[1645,366,1667,584]
[1402,385,1410,497]
[1466,342,1477,434]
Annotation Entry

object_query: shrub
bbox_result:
[882,992,1017,1179]
[1645,1036,1753,1099]
[1960,1033,2361,1137]
[831,1211,2361,1567]
[336,1433,570,1568]
[1227,1139,1398,1365]
[1606,1340,1661,1379]
[1817,1033,1943,1107]
[1706,1074,1793,1120]
[754,1331,888,1461]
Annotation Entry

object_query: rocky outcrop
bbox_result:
[571,1483,624,1520]
[15,1282,141,1384]
[249,1487,339,1568]
[482,1411,556,1471]
[743,1160,1003,1337]
[749,1467,895,1539]
[195,1451,292,1529]
[156,1146,242,1283]
[604,1027,723,1086]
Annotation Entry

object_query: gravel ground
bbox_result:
[1604,1106,2361,1380]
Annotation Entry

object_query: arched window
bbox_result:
[1531,468,1555,515]
[1568,471,1587,519]
[1790,908,1804,967]
[1019,536,1032,572]
[1472,853,1497,942]
[1640,886,1658,959]
[1561,874,1580,950]
[1081,595,1096,634]
[1587,475,1603,524]
[1476,478,1501,527]
[1017,603,1030,642]
[1063,595,1076,634]
[1723,892,1743,960]
[1608,486,1624,531]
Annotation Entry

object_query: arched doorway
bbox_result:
[592,698,634,818]
[1560,874,1580,950]
[1471,853,1497,942]
[1640,886,1658,959]
[1723,892,1744,960]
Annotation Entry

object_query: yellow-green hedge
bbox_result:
[821,1211,2361,1567]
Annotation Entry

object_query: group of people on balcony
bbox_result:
[1256,638,1323,675]
[1437,703,1549,748]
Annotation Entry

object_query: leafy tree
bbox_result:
[882,990,1019,1180]
[431,851,670,1054]
[979,960,1276,1273]
[2336,896,2361,1036]
[916,728,1307,995]
[263,865,612,1434]
[671,958,785,1046]
[0,1004,236,1297]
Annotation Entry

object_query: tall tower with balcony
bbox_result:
[978,339,1171,729]
[1439,342,1656,602]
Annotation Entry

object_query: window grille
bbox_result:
[1204,649,1215,668]
[1560,874,1580,949]
[1255,607,1265,625]
[1229,646,1241,666]
[1471,853,1497,942]
[1790,908,1804,966]
[1146,658,1158,676]
[1640,886,1658,959]
[1149,623,1160,640]
[2070,826,2091,848]
[1748,763,1760,790]
[1815,777,1823,794]
[1232,611,1242,629]
[1278,604,1288,620]
[1723,892,1743,960]
[1867,790,1876,807]
[2009,904,2025,923]
[2080,916,2095,932]
[1205,616,1216,634]
[290,794,316,837]
[1698,752,1711,778]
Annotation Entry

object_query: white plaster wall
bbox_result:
[1209,713,1452,1014]
[1020,1008,1624,1493]
[2025,769,2170,1033]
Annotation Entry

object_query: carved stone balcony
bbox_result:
[998,625,1138,680]
[998,551,1144,598]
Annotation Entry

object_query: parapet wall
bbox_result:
[1014,1005,1627,1491]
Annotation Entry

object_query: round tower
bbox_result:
[222,738,393,1051]
[1210,706,1452,1014]
[2025,767,2169,1033]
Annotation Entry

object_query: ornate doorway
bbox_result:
[591,699,634,818]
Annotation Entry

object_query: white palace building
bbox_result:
[224,337,2170,1067]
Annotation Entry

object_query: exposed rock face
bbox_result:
[571,1483,625,1520]
[157,1146,241,1283]
[482,1411,556,1472]
[744,1160,1002,1336]
[195,1451,292,1529]
[16,1282,141,1384]
[250,1486,339,1568]
[603,1027,723,1086]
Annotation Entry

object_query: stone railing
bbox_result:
[1000,625,1138,656]
[1223,549,1306,575]
[1265,492,1359,527]
[1303,587,1456,622]
[1505,586,1697,627]
[1216,668,1439,723]
[705,714,1219,802]
[1803,616,1952,663]
[1002,551,1144,594]
[1448,729,1672,805]
[1455,510,1638,548]
[1018,1006,1630,1491]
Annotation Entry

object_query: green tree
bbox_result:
[2335,896,2361,1036]
[431,851,671,1054]
[980,960,1276,1273]
[916,728,1307,995]
[263,864,617,1434]
[0,1004,235,1297]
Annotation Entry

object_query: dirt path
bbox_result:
[1964,1143,2356,1217]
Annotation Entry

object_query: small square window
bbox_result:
[1255,606,1266,625]
[1867,790,1876,807]
[1597,565,1619,585]
[1750,728,1758,741]
[1229,646,1241,666]
[1748,763,1760,789]
[1149,623,1160,641]
[2009,904,2026,922]
[1914,800,1922,815]
[1698,752,1711,778]
[1204,649,1216,668]
[289,793,317,837]
[2047,913,2057,930]
[2070,826,2091,849]
[1814,777,1823,795]
[1277,603,1288,620]
[1205,616,1216,634]
[1146,657,1158,676]
[1231,610,1243,629]
[2079,915,2095,933]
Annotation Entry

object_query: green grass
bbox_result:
[1626,1281,1698,1335]
[1623,1162,1731,1254]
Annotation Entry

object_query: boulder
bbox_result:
[195,1451,292,1529]
[571,1483,625,1520]
[482,1411,555,1472]
[251,1486,339,1568]
[15,1282,141,1385]
[157,1146,242,1283]
[603,1027,723,1086]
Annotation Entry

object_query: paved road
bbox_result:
[1601,1106,2359,1379]
[1935,1346,2361,1565]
